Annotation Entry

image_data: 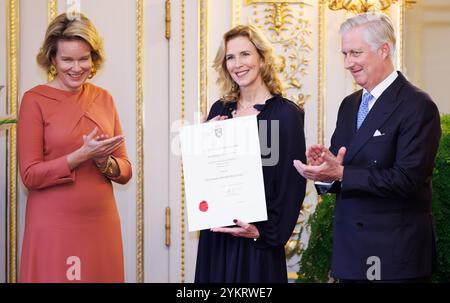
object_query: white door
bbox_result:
[143,0,200,283]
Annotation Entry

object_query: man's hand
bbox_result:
[306,144,326,166]
[211,219,260,239]
[293,146,347,182]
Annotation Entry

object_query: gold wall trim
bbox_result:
[399,0,405,71]
[135,0,144,283]
[47,0,57,24]
[317,0,325,145]
[414,20,422,87]
[6,0,19,283]
[165,0,171,39]
[232,0,242,27]
[180,0,186,283]
[47,1,57,81]
[198,0,208,117]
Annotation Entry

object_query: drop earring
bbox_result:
[88,66,97,79]
[49,65,57,77]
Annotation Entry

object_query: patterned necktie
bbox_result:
[357,92,373,130]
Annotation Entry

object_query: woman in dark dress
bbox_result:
[194,24,306,283]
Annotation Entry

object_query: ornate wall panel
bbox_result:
[6,0,19,283]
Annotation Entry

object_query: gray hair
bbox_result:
[339,12,396,58]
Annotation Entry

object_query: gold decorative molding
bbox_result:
[248,2,312,108]
[47,0,58,24]
[6,0,19,283]
[180,0,186,283]
[245,0,310,4]
[414,20,422,87]
[285,199,313,258]
[399,0,405,71]
[165,207,171,246]
[327,0,399,13]
[232,0,242,27]
[135,0,144,283]
[47,0,57,81]
[317,0,325,146]
[198,0,208,117]
[165,0,171,40]
[326,0,415,13]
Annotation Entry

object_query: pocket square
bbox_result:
[373,129,384,137]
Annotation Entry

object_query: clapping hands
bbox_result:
[81,127,124,161]
[293,145,346,182]
[67,127,124,170]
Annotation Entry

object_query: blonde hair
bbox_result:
[340,12,396,58]
[213,24,283,102]
[36,13,104,76]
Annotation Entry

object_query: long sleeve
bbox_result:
[109,101,132,184]
[341,96,441,199]
[18,93,75,190]
[254,105,307,247]
[315,100,348,195]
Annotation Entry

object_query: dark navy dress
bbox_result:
[194,95,307,282]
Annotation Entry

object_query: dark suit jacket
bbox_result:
[328,72,441,280]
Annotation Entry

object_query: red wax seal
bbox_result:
[199,200,208,212]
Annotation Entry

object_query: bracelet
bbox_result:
[96,157,114,175]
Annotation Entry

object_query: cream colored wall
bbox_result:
[405,0,450,114]
[17,0,48,284]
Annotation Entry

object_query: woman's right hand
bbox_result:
[67,127,124,170]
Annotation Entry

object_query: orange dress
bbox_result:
[17,83,132,282]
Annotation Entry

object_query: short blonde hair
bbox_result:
[37,13,104,75]
[213,24,283,102]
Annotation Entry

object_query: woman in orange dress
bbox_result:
[17,13,132,282]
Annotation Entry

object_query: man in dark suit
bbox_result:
[294,13,441,282]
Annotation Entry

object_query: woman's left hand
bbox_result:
[211,219,260,239]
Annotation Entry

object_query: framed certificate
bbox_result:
[179,115,267,231]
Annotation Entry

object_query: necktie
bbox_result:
[357,92,373,130]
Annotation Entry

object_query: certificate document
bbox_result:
[179,115,267,231]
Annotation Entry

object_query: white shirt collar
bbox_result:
[363,70,398,100]
[363,70,398,110]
